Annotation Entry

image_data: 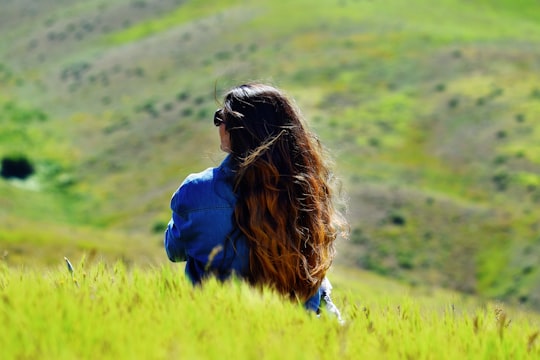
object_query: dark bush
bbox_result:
[136,100,159,118]
[196,108,210,120]
[489,88,504,99]
[496,130,507,139]
[177,91,190,102]
[388,211,406,226]
[368,137,380,147]
[193,96,205,105]
[448,97,459,108]
[132,0,147,8]
[215,51,231,61]
[181,107,193,117]
[397,251,414,269]
[152,221,167,234]
[1,155,35,179]
[434,83,446,92]
[522,265,534,275]
[492,171,510,191]
[515,113,525,123]
[493,155,507,165]
[163,102,174,112]
[351,227,369,245]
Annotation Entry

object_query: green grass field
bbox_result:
[1,260,539,359]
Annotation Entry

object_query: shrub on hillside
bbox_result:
[492,171,510,191]
[0,155,34,179]
[351,227,369,245]
[176,91,190,102]
[2,102,48,123]
[151,221,167,234]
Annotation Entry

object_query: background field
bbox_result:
[1,0,540,313]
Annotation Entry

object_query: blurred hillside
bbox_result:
[1,0,540,308]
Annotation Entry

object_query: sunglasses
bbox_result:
[213,109,225,127]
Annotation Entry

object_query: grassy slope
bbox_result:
[1,0,540,308]
[1,262,539,359]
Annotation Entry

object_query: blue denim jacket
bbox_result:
[165,155,322,311]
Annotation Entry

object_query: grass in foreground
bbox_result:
[1,260,539,359]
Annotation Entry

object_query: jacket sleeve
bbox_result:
[304,287,322,313]
[164,182,195,262]
[164,211,187,262]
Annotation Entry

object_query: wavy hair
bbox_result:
[220,83,346,301]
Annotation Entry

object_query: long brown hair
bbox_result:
[220,83,346,301]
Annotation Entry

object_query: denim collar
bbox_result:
[219,154,237,179]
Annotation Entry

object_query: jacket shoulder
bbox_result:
[171,163,235,215]
[171,167,213,209]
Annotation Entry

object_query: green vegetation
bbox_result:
[106,0,244,45]
[1,262,539,359]
[1,0,540,319]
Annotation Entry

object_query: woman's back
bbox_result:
[165,83,347,310]
[165,156,249,283]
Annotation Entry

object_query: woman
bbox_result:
[165,83,347,313]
